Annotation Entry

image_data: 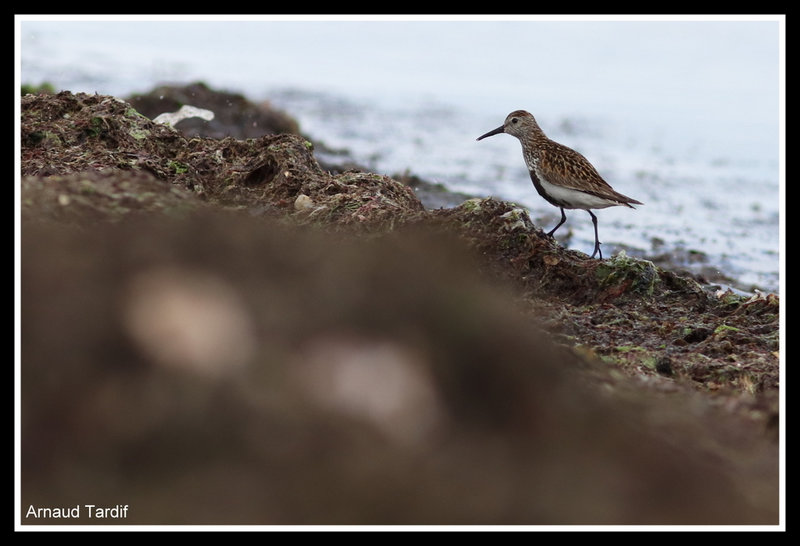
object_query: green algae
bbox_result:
[594,251,659,297]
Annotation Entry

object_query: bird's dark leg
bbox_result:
[588,210,602,259]
[547,207,567,237]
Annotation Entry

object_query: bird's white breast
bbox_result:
[537,177,619,210]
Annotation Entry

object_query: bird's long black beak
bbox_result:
[476,125,505,141]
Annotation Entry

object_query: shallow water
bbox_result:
[17,16,782,293]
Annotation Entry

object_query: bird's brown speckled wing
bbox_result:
[538,142,642,206]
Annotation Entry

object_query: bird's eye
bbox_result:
[511,118,518,124]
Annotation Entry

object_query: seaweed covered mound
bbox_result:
[19,87,780,526]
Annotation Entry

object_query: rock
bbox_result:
[125,81,300,139]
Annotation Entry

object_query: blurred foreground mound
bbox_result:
[22,214,777,525]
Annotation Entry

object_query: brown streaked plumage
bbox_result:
[477,110,642,259]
